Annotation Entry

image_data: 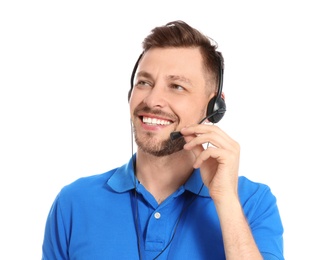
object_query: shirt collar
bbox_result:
[184,168,210,197]
[107,154,210,197]
[107,155,137,192]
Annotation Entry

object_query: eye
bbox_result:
[135,80,152,87]
[170,84,185,91]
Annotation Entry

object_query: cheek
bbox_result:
[129,99,136,118]
[180,103,207,125]
[129,91,142,116]
[129,87,141,103]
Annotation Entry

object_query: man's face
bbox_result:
[129,47,212,156]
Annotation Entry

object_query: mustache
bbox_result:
[133,106,177,121]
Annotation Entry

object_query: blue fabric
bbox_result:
[42,155,284,259]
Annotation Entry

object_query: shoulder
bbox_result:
[238,176,275,200]
[58,168,118,200]
[238,176,279,216]
[238,176,271,194]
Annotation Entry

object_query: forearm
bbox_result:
[215,197,263,260]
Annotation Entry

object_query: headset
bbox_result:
[206,51,226,123]
[128,52,143,101]
[128,50,226,138]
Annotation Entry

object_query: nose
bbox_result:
[143,84,168,108]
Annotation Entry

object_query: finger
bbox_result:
[182,124,236,150]
[182,134,205,160]
[192,146,232,169]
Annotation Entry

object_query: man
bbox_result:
[42,20,284,259]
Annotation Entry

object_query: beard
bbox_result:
[132,105,186,156]
[132,123,186,157]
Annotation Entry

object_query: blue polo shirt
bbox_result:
[42,155,284,260]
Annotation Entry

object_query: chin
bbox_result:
[136,134,185,157]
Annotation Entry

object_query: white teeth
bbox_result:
[142,117,171,125]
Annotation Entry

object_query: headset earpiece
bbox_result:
[206,51,226,123]
[207,95,226,123]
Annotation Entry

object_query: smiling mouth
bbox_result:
[141,116,172,126]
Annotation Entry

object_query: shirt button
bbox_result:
[154,212,161,219]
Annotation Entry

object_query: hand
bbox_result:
[180,124,240,204]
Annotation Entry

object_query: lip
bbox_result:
[139,113,174,122]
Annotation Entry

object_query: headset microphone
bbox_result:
[170,107,226,140]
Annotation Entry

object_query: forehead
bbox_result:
[139,47,204,71]
[136,47,211,89]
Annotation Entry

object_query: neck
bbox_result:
[135,149,195,203]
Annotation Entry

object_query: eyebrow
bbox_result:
[167,75,192,85]
[137,71,193,86]
[136,71,153,80]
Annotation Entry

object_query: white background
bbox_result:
[1,1,309,259]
